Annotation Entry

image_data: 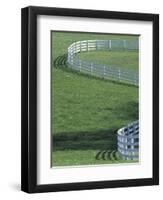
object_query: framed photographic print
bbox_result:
[21,6,159,193]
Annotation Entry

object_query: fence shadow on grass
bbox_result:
[53,129,117,151]
[99,101,139,123]
[53,54,68,68]
[114,101,139,121]
[53,54,138,88]
[52,130,121,161]
[95,149,120,161]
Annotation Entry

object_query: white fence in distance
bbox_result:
[117,121,139,160]
[67,40,139,86]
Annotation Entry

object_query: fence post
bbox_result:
[75,42,77,53]
[109,40,112,50]
[87,40,88,52]
[91,62,93,75]
[71,50,73,65]
[79,60,81,72]
[96,40,97,50]
[118,69,121,82]
[80,41,81,52]
[103,66,106,77]
[123,40,126,50]
[131,138,134,160]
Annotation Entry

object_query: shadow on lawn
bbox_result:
[53,54,68,68]
[98,101,139,123]
[53,129,117,151]
[114,101,138,121]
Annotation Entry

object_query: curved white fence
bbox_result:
[67,40,139,86]
[117,121,139,160]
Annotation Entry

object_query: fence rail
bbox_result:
[67,40,139,86]
[117,121,139,160]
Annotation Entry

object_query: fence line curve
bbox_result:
[67,39,139,86]
[117,121,139,160]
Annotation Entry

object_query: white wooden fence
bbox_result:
[67,40,139,86]
[117,121,139,160]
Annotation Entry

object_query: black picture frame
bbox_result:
[21,6,159,193]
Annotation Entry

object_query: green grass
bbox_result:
[51,31,139,167]
[52,150,137,166]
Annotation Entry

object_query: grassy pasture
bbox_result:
[51,31,139,166]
